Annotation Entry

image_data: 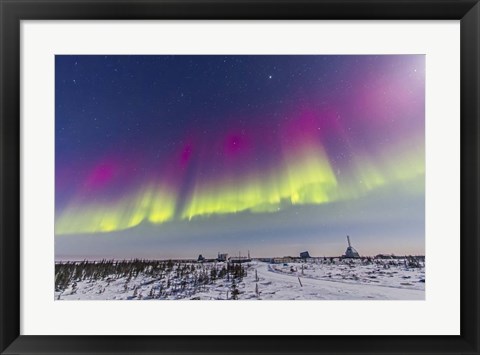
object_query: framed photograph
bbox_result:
[1,0,479,354]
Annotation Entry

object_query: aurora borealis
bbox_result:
[55,55,425,259]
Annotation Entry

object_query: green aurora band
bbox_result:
[55,137,424,235]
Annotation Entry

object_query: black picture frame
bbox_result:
[1,0,479,354]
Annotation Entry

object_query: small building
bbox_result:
[217,253,228,262]
[272,256,295,264]
[300,251,311,259]
[197,254,205,262]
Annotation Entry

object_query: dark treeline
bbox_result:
[55,259,246,300]
[298,256,424,269]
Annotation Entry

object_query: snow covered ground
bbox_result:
[55,259,425,300]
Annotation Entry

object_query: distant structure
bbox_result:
[197,254,205,262]
[343,235,360,258]
[229,251,252,263]
[300,251,311,259]
[217,253,228,262]
[228,256,251,263]
[272,256,294,264]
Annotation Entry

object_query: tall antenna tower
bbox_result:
[344,235,360,258]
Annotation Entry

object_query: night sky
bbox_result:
[55,55,425,260]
